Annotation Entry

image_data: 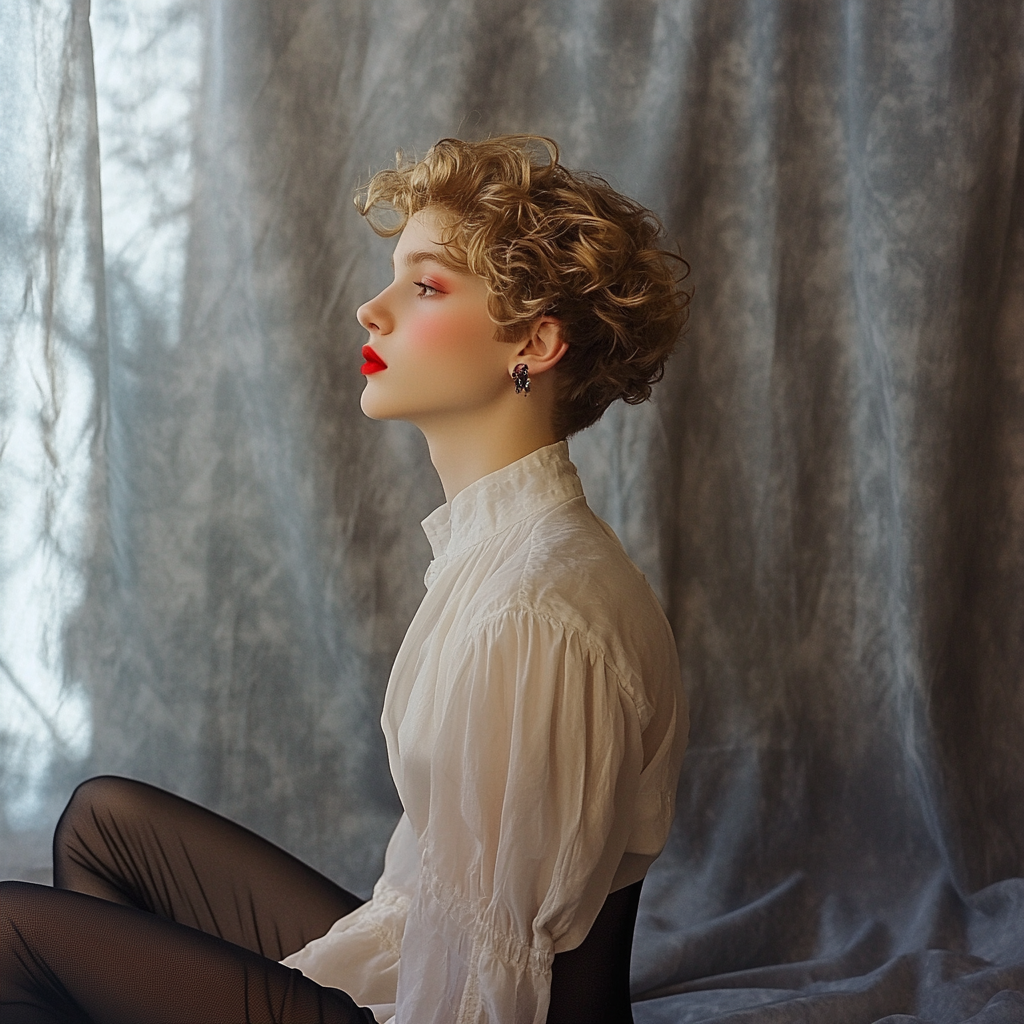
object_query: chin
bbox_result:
[360,389,413,423]
[359,388,390,420]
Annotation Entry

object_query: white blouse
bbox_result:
[282,441,688,1024]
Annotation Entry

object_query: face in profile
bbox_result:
[356,208,514,431]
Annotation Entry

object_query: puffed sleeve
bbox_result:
[393,609,645,1024]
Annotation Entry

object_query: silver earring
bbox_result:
[512,363,531,395]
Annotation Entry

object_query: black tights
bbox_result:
[0,776,376,1023]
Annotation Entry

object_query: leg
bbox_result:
[54,776,362,960]
[0,880,375,1024]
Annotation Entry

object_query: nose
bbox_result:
[356,289,393,335]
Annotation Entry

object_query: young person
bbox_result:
[0,135,689,1024]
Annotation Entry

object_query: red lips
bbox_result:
[361,344,387,375]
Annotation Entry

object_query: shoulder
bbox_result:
[468,497,679,707]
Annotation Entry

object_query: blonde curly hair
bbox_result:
[355,135,690,439]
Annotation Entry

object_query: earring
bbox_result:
[512,363,531,395]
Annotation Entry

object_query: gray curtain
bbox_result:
[2,0,1023,1020]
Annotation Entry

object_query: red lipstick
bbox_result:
[361,344,387,375]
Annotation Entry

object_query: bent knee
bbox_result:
[58,775,141,827]
[53,776,151,864]
[0,878,34,904]
[0,880,44,940]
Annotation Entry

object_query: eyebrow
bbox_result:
[391,248,465,273]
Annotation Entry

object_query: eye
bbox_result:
[414,281,439,297]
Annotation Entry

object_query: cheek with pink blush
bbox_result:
[407,307,498,358]
[408,315,457,350]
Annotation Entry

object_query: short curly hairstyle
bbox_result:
[355,135,690,439]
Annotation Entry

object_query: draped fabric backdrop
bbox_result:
[2,1,1023,1020]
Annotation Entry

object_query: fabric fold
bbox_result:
[285,441,687,1022]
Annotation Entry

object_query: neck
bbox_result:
[419,409,562,503]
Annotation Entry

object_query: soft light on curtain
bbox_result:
[2,1,1023,1020]
[1,0,100,848]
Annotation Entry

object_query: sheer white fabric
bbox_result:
[282,441,688,1024]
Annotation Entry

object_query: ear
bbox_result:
[509,317,568,377]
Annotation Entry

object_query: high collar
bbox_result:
[420,441,584,566]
